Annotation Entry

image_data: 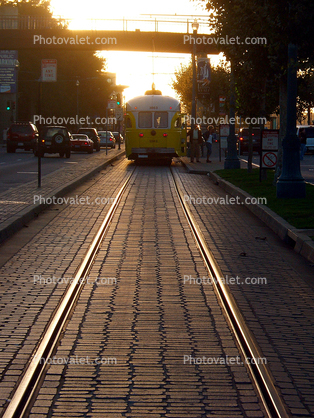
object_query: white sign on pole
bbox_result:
[116,108,124,121]
[261,151,277,168]
[260,129,279,171]
[41,59,57,82]
[219,124,229,149]
[262,130,279,150]
[108,100,116,109]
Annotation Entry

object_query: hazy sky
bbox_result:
[49,0,220,100]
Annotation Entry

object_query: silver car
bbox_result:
[98,131,116,148]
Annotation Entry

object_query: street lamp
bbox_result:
[276,44,306,198]
[191,19,199,129]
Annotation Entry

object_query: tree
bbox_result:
[1,0,113,129]
[171,60,230,124]
[171,61,193,114]
[195,0,314,177]
[297,68,314,124]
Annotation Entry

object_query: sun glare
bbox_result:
[50,0,217,101]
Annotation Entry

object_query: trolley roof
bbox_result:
[126,95,181,112]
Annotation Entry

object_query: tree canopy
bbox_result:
[1,0,114,129]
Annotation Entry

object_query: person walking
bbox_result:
[187,125,202,163]
[203,125,214,163]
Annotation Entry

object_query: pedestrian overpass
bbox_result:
[0,16,221,54]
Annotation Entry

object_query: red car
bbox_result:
[7,122,39,153]
[71,134,94,154]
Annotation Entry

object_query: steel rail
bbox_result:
[171,167,290,418]
[2,168,135,418]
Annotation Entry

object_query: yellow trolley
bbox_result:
[125,89,186,164]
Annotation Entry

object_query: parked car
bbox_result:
[238,127,261,154]
[6,122,39,153]
[296,125,314,154]
[77,128,100,151]
[98,131,116,148]
[112,131,124,144]
[71,134,93,154]
[34,126,72,158]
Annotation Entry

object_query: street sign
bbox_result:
[108,100,116,109]
[0,50,18,93]
[262,130,279,150]
[260,129,279,180]
[262,151,277,168]
[219,96,226,116]
[41,59,57,82]
[220,124,229,137]
[116,108,123,121]
[219,124,229,161]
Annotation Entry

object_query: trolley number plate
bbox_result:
[138,155,148,158]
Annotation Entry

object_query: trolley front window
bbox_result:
[154,112,168,128]
[138,112,152,128]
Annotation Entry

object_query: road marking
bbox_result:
[17,171,37,174]
[64,162,78,164]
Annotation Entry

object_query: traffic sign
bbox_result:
[260,129,279,180]
[108,100,116,109]
[262,151,277,168]
[262,130,279,150]
[116,108,124,121]
[41,59,57,82]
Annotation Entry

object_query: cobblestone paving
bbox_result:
[174,167,314,417]
[0,147,124,228]
[29,166,266,418]
[0,159,132,414]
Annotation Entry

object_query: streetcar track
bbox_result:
[2,166,136,418]
[3,162,290,417]
[171,166,290,418]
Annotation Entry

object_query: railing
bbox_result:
[0,15,211,33]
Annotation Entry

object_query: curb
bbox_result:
[179,157,213,175]
[0,151,125,245]
[208,171,314,264]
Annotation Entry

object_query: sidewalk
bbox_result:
[179,144,314,264]
[0,146,125,244]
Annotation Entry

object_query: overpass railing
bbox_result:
[0,15,211,33]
